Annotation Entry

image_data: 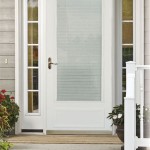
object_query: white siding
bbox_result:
[144,0,150,140]
[0,0,15,8]
[0,0,15,92]
[0,21,15,32]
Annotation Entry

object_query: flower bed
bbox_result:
[0,89,20,149]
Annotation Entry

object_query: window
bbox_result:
[122,0,134,101]
[26,0,39,113]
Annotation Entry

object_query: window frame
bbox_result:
[23,0,41,116]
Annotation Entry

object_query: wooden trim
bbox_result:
[15,0,22,134]
[134,0,144,64]
[134,0,145,105]
[115,0,122,106]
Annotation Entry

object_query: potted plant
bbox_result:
[0,89,19,134]
[107,103,140,142]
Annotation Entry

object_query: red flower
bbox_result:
[0,94,5,103]
[10,96,15,99]
[0,94,5,99]
[0,99,3,103]
[1,89,6,94]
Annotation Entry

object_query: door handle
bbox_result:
[48,57,58,69]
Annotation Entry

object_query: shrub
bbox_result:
[0,104,10,137]
[0,90,19,129]
[0,140,13,150]
[107,103,140,126]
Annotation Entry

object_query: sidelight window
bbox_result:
[25,0,39,113]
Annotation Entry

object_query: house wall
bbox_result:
[0,0,15,95]
[144,0,150,139]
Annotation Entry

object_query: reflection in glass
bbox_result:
[122,46,133,67]
[28,0,38,21]
[122,22,133,44]
[28,23,38,44]
[28,46,38,66]
[28,92,39,113]
[28,69,38,90]
[57,0,102,101]
[122,69,126,90]
[122,0,133,20]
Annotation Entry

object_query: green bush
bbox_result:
[107,103,140,126]
[0,90,19,129]
[0,140,13,150]
[0,104,10,137]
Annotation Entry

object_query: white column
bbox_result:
[125,61,136,150]
[144,0,150,140]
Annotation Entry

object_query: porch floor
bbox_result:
[7,134,122,144]
[11,144,122,150]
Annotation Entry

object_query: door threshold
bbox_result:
[46,130,112,135]
[21,132,44,135]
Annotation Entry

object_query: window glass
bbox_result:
[122,0,133,20]
[28,0,38,21]
[122,22,133,44]
[122,46,133,67]
[28,69,38,90]
[28,23,38,44]
[57,0,102,101]
[28,92,39,113]
[28,46,38,66]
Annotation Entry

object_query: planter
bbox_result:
[116,126,124,142]
[116,125,142,150]
[116,125,140,142]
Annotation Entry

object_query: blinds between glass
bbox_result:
[57,0,102,101]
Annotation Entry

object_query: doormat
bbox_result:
[7,135,122,144]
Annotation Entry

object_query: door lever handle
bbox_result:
[48,57,58,69]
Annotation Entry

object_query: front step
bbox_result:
[7,134,122,144]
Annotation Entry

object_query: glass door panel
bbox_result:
[57,0,102,101]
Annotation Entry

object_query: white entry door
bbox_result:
[45,0,114,133]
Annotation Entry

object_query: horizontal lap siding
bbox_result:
[0,68,15,79]
[0,9,15,20]
[0,44,15,55]
[0,32,15,43]
[0,0,15,93]
[0,56,15,68]
[0,0,15,8]
[0,21,15,32]
[0,80,15,91]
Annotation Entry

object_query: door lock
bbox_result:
[48,57,58,69]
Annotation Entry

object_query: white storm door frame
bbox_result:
[45,0,115,132]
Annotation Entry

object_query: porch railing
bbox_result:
[125,61,150,150]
